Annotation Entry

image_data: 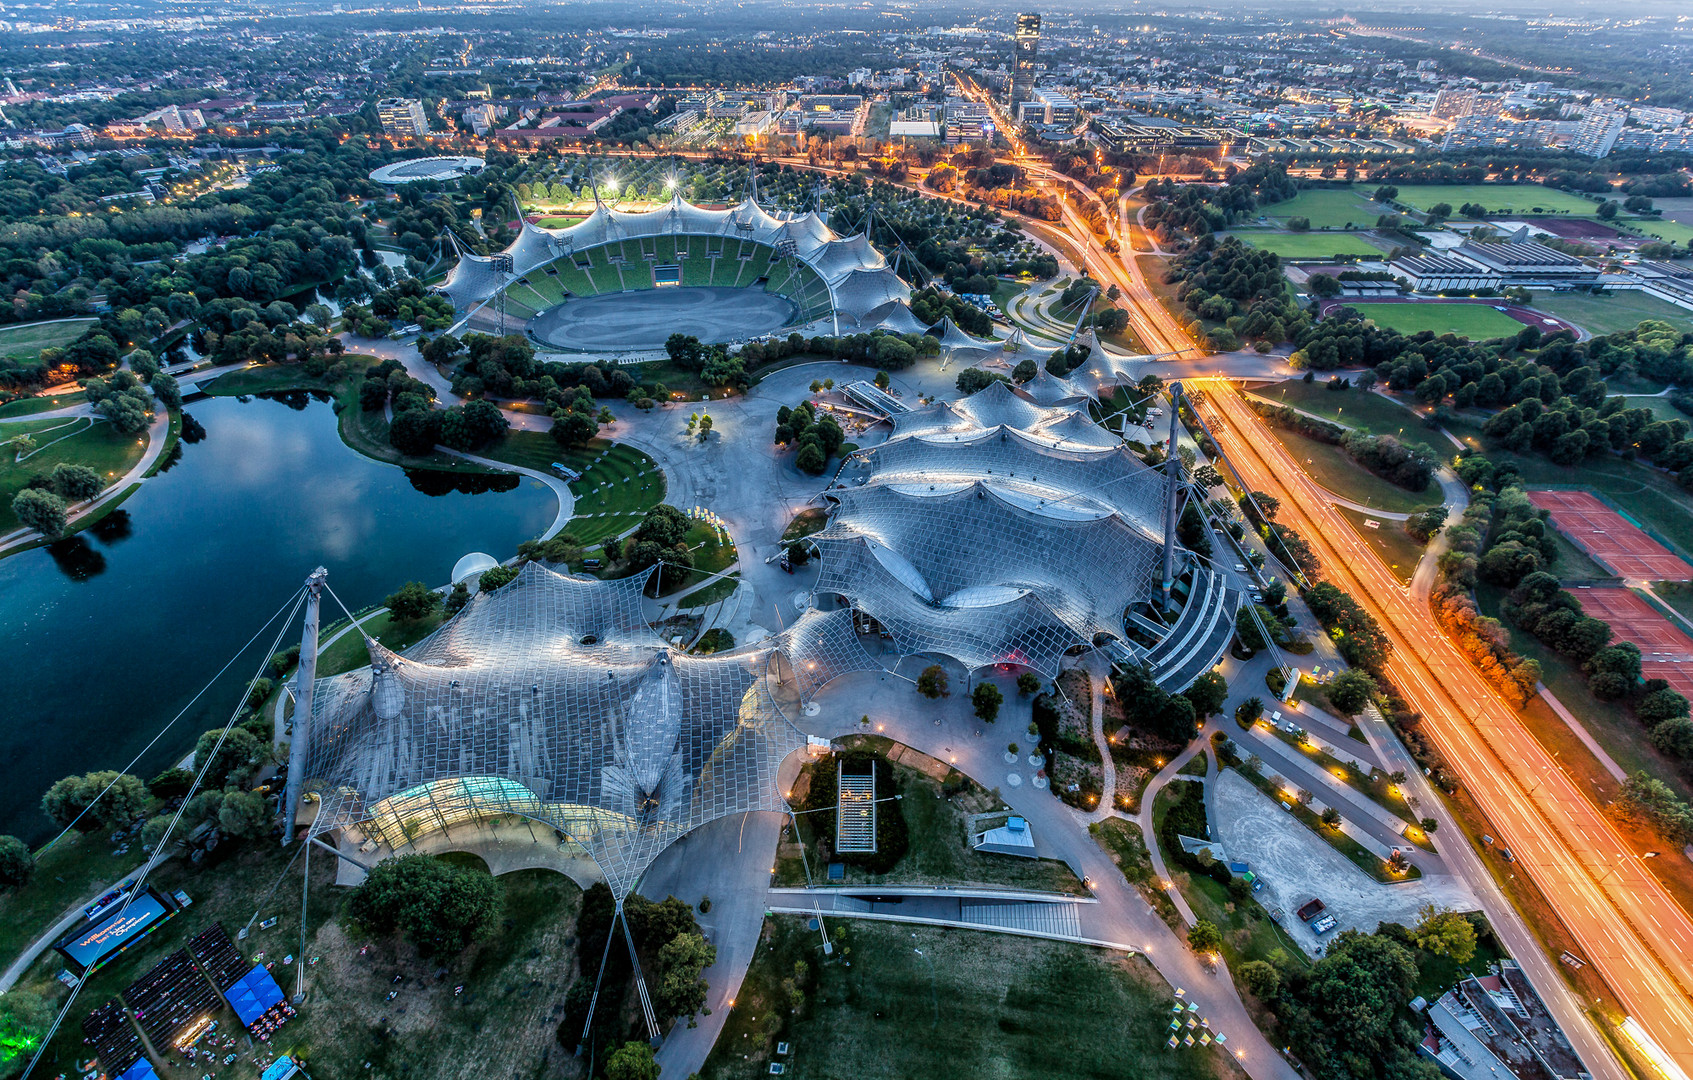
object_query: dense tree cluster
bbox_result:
[773,399,846,476]
[1167,236,1309,349]
[1141,163,1298,238]
[1300,313,1693,479]
[348,854,503,958]
[1303,582,1393,674]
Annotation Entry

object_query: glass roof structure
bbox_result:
[296,563,877,899]
[815,383,1177,676]
[440,191,929,331]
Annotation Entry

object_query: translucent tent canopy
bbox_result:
[296,563,877,899]
[438,190,909,326]
[816,382,1177,676]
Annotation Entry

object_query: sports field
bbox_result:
[1569,587,1693,698]
[1530,290,1693,336]
[0,317,98,360]
[1257,188,1380,230]
[1375,184,1600,217]
[1347,302,1524,339]
[1239,232,1386,260]
[1528,489,1693,581]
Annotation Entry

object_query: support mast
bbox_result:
[1159,384,1185,610]
[281,567,327,845]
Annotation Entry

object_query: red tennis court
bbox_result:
[1527,490,1693,582]
[1569,586,1693,698]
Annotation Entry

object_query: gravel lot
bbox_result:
[1210,769,1477,955]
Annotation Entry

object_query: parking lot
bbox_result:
[1210,769,1478,955]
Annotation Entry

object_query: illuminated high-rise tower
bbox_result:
[1012,13,1041,110]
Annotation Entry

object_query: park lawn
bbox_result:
[1623,216,1693,246]
[0,390,87,418]
[1373,183,1600,217]
[1531,290,1693,337]
[0,417,147,534]
[702,916,1239,1080]
[1547,526,1613,581]
[1237,232,1386,260]
[551,442,665,547]
[0,317,99,360]
[1335,505,1424,588]
[1651,581,1693,627]
[479,429,608,476]
[1251,381,1447,458]
[1266,425,1443,515]
[1348,302,1523,340]
[664,521,738,596]
[1257,188,1379,230]
[1619,395,1688,423]
[316,606,446,677]
[1476,583,1693,806]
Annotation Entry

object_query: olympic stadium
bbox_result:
[438,190,919,350]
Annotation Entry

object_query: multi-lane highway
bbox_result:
[1194,380,1693,1080]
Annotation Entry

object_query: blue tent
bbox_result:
[117,1060,160,1080]
[226,966,285,1026]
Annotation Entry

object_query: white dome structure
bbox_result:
[451,552,500,584]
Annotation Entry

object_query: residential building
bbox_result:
[1571,109,1624,158]
[377,96,430,137]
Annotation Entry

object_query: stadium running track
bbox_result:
[1194,378,1693,1080]
[1528,490,1693,582]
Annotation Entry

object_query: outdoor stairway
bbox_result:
[835,767,877,853]
[960,901,1083,937]
[1141,569,1244,688]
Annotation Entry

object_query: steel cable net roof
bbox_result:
[888,381,1096,446]
[844,428,1167,536]
[813,381,1174,675]
[439,192,909,320]
[1069,330,1149,400]
[813,482,1164,675]
[295,563,874,899]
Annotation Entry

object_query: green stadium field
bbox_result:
[1348,302,1524,339]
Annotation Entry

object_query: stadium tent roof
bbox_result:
[815,381,1175,675]
[298,564,877,899]
[1017,364,1091,407]
[888,380,1082,441]
[930,317,1000,357]
[441,191,906,323]
[862,299,935,336]
[831,267,913,326]
[1069,330,1148,400]
[847,427,1163,534]
[439,232,508,307]
[813,481,1164,675]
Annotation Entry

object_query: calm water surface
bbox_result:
[0,392,554,841]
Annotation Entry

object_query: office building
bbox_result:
[1011,13,1040,110]
[377,97,431,138]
